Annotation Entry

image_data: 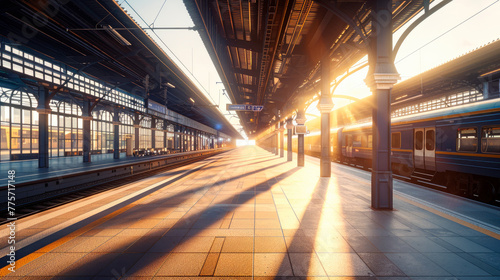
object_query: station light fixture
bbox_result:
[166,82,175,88]
[104,25,131,46]
[189,97,195,103]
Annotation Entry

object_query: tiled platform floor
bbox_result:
[1,145,500,279]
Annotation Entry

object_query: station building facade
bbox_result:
[0,42,230,163]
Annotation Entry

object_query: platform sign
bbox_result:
[295,125,307,134]
[147,99,166,117]
[226,104,264,111]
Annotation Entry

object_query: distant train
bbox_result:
[289,98,500,205]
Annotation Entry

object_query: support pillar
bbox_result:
[216,130,220,149]
[365,0,400,210]
[295,108,306,167]
[274,123,279,155]
[82,100,92,163]
[163,122,167,150]
[193,130,196,151]
[317,57,334,177]
[174,126,179,150]
[134,115,140,151]
[151,118,156,149]
[279,121,284,158]
[36,87,51,168]
[286,118,293,161]
[178,126,182,152]
[113,109,120,159]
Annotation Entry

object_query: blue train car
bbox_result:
[299,98,500,204]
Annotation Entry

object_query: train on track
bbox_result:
[288,97,500,205]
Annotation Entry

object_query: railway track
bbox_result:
[0,152,220,224]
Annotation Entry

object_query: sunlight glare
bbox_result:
[237,139,255,146]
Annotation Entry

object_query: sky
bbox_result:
[120,0,500,136]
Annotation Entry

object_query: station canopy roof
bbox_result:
[0,0,241,138]
[184,0,441,137]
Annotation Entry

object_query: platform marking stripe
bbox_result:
[0,163,205,257]
[0,157,219,277]
[0,171,171,237]
[395,194,500,240]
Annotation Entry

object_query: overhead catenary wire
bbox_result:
[151,0,168,27]
[396,0,499,64]
[122,0,218,106]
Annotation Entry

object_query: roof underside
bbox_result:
[184,0,433,137]
[0,0,240,138]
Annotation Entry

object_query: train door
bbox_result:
[414,129,424,169]
[424,127,436,171]
[413,128,436,170]
[346,134,353,158]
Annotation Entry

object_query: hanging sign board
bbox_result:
[226,104,264,111]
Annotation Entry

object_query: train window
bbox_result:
[415,131,423,150]
[391,133,401,149]
[457,128,477,152]
[426,130,435,151]
[346,135,353,146]
[353,135,361,147]
[481,127,500,153]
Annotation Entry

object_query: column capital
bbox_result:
[36,108,52,115]
[112,121,121,125]
[317,101,334,113]
[133,124,141,128]
[295,117,306,125]
[365,72,400,90]
[81,115,93,121]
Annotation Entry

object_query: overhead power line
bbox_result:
[396,0,499,64]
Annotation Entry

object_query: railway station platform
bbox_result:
[0,151,201,186]
[1,146,500,279]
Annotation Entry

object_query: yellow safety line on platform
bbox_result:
[395,194,500,240]
[0,161,212,277]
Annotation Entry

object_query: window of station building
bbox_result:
[415,131,423,150]
[1,45,145,112]
[119,113,134,151]
[91,110,113,154]
[155,119,164,149]
[48,100,82,157]
[457,127,477,152]
[139,117,152,149]
[481,127,500,153]
[0,88,39,161]
[391,132,401,149]
[166,124,175,150]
